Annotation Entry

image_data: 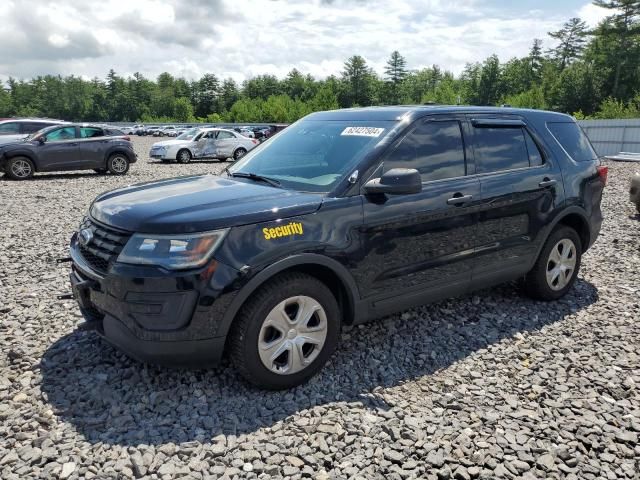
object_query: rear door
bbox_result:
[468,116,564,286]
[36,126,81,171]
[77,126,108,167]
[358,115,480,314]
[215,130,238,158]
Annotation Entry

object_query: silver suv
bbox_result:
[0,118,68,146]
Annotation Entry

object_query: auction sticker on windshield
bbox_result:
[341,126,385,137]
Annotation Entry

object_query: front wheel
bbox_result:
[107,154,130,175]
[6,156,35,180]
[177,149,191,164]
[233,148,247,160]
[524,226,582,301]
[229,273,341,390]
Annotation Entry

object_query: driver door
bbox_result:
[194,131,217,158]
[36,126,81,171]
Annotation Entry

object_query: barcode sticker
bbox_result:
[341,127,385,137]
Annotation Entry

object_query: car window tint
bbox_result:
[80,127,104,138]
[524,130,543,166]
[385,120,466,181]
[546,122,597,161]
[0,122,20,134]
[473,127,529,173]
[107,128,125,136]
[46,127,77,141]
[218,131,235,139]
[21,122,49,134]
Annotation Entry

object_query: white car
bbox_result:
[149,128,259,163]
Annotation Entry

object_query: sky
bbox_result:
[0,0,610,84]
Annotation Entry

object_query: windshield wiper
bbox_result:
[229,172,282,188]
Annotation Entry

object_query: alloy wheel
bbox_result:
[111,156,128,173]
[546,238,577,291]
[11,159,32,178]
[258,295,328,375]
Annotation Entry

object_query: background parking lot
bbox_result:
[1,136,639,479]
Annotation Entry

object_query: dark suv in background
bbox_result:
[68,106,605,389]
[0,124,136,180]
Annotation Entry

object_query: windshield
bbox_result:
[26,125,58,140]
[228,120,396,192]
[176,128,199,140]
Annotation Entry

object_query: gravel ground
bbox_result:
[1,136,639,479]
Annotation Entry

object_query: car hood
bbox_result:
[90,174,323,233]
[151,139,190,148]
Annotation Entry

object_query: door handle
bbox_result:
[447,194,473,205]
[539,178,557,188]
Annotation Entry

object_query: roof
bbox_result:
[305,105,574,122]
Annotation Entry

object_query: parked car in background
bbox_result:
[631,173,640,213]
[0,123,136,180]
[0,118,69,146]
[234,127,255,138]
[149,127,259,163]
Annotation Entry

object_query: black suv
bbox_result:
[0,124,136,180]
[67,106,605,389]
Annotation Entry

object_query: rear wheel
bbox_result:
[107,154,130,175]
[6,156,35,180]
[230,273,341,389]
[524,226,582,301]
[233,148,247,160]
[177,149,191,164]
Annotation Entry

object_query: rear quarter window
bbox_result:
[546,122,598,161]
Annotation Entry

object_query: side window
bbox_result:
[21,122,48,134]
[385,120,466,182]
[473,127,529,173]
[524,130,543,166]
[80,127,104,138]
[45,127,77,141]
[546,122,598,161]
[217,131,235,139]
[0,122,19,134]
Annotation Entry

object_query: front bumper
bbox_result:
[69,233,240,366]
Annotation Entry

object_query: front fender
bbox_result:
[215,253,361,338]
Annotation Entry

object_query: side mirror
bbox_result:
[35,136,45,144]
[363,168,422,195]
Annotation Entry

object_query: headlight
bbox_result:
[117,229,228,270]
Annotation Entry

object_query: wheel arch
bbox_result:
[5,151,39,171]
[104,148,133,164]
[218,254,360,341]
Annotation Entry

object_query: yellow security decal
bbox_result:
[263,222,304,240]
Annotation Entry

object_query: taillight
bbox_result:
[597,165,608,186]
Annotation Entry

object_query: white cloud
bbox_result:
[0,0,606,84]
[577,2,609,27]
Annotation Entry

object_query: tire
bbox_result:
[524,226,582,301]
[106,153,130,175]
[177,149,191,164]
[6,156,35,180]
[229,272,341,390]
[233,148,247,160]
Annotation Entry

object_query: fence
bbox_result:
[578,119,640,156]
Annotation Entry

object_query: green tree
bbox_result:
[341,55,375,106]
[548,17,589,70]
[384,51,408,104]
[174,97,194,122]
[590,0,640,98]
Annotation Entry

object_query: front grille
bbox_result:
[77,219,131,275]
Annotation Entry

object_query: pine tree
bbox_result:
[548,18,589,70]
[384,51,408,104]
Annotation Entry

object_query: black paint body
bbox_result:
[68,106,604,366]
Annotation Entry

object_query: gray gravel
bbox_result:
[1,136,639,479]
